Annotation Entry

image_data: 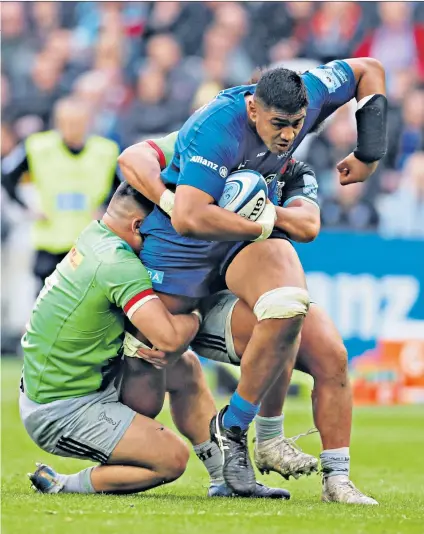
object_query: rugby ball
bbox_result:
[218,170,268,221]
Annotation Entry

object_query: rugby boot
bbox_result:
[208,481,290,499]
[210,406,256,496]
[322,476,379,505]
[254,433,319,480]
[28,463,63,494]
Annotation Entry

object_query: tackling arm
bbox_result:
[118,141,167,205]
[275,200,320,243]
[118,137,270,241]
[129,297,201,354]
[274,159,320,242]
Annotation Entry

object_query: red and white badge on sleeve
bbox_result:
[123,289,158,319]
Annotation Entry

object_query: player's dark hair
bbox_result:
[255,67,308,114]
[113,181,155,216]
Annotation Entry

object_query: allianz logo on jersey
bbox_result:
[190,156,228,178]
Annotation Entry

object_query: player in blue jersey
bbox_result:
[119,57,387,498]
[122,151,378,504]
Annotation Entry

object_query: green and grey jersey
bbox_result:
[22,221,156,403]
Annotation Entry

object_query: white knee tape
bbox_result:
[123,331,151,358]
[253,287,310,321]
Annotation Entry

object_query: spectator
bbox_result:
[73,69,127,146]
[202,23,252,87]
[1,74,16,125]
[269,38,318,73]
[377,152,424,237]
[145,34,201,109]
[378,68,419,171]
[245,2,304,65]
[1,123,17,159]
[11,53,65,136]
[211,3,253,85]
[320,173,379,231]
[302,2,364,63]
[285,1,317,43]
[29,1,62,46]
[1,2,36,93]
[354,2,424,95]
[117,65,182,147]
[388,89,424,170]
[43,28,88,92]
[143,1,209,57]
[1,97,121,292]
[191,55,231,113]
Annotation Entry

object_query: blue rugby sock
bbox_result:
[223,391,260,431]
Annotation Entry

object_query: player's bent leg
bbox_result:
[212,240,308,495]
[225,239,307,406]
[103,413,189,493]
[165,351,229,494]
[195,289,377,503]
[120,356,166,419]
[23,380,189,495]
[29,415,189,495]
[296,304,378,505]
[230,298,318,480]
[296,304,352,452]
[226,239,308,406]
[165,351,217,446]
[190,295,290,500]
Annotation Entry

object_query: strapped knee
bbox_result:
[253,287,310,321]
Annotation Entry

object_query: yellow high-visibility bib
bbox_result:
[26,131,119,253]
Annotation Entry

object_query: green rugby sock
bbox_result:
[255,414,284,443]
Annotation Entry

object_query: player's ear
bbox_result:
[248,97,258,122]
[131,218,143,234]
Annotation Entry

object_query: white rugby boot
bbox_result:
[254,430,319,480]
[322,475,379,505]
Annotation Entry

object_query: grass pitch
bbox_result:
[2,358,424,534]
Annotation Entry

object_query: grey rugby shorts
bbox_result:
[19,379,136,464]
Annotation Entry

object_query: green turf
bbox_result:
[2,358,424,534]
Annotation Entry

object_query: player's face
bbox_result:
[255,104,306,155]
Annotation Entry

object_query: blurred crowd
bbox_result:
[2,0,424,237]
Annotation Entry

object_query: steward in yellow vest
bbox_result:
[1,97,121,292]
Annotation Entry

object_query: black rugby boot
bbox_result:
[209,406,256,496]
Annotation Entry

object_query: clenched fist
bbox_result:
[336,152,379,186]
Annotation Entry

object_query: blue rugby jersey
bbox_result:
[140,60,357,297]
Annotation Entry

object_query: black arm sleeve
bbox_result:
[1,143,30,208]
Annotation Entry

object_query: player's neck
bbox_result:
[101,213,130,246]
